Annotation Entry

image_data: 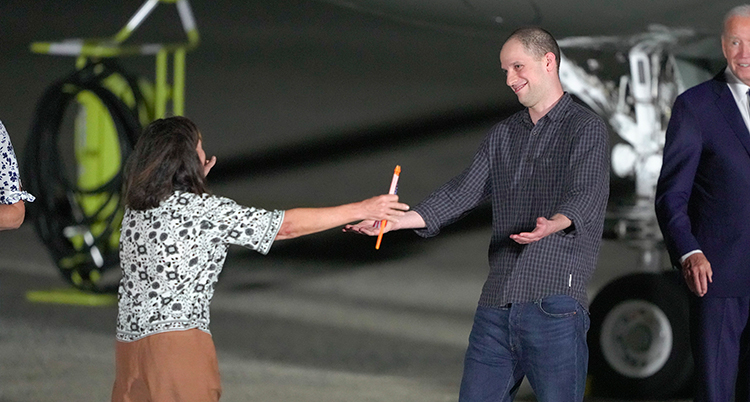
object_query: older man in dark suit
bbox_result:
[656,5,750,401]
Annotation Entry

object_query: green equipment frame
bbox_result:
[24,0,199,294]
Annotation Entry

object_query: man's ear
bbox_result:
[545,52,557,72]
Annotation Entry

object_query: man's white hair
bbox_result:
[724,5,750,34]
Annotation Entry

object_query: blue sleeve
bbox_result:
[655,95,703,262]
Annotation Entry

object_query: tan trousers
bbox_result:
[112,329,222,402]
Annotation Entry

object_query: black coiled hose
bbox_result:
[24,60,144,292]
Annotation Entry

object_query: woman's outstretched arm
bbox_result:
[275,194,409,240]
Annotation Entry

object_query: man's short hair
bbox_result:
[507,27,560,72]
[724,5,750,35]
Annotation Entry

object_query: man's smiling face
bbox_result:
[500,38,552,110]
[723,15,750,86]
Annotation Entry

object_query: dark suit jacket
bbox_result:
[656,70,750,297]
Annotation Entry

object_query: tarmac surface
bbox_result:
[1,205,686,402]
[0,129,687,401]
[0,0,726,400]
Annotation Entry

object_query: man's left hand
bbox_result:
[510,214,571,244]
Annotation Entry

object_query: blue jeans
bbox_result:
[459,295,590,402]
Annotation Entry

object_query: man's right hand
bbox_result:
[681,252,713,297]
[343,220,390,236]
[343,210,427,236]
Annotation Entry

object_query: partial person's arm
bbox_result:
[655,96,711,296]
[276,195,409,240]
[0,201,25,231]
[201,153,408,242]
[0,121,35,230]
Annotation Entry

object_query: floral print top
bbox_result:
[0,121,35,204]
[117,191,284,342]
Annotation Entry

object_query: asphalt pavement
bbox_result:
[0,206,688,402]
[0,132,688,401]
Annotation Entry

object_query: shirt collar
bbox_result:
[521,92,572,125]
[725,66,750,94]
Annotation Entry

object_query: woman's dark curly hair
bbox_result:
[123,116,210,210]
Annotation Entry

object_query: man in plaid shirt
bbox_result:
[347,27,609,401]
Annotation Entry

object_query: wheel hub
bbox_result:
[599,299,672,378]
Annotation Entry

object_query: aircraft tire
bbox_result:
[588,271,692,398]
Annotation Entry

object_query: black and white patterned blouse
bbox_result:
[0,121,35,204]
[116,191,284,342]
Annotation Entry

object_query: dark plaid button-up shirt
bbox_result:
[412,94,609,308]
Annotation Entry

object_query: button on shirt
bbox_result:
[117,191,284,341]
[411,94,609,308]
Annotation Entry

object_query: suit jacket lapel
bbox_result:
[713,72,750,156]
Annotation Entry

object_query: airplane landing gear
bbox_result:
[588,272,692,398]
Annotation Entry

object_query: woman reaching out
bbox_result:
[111,116,408,402]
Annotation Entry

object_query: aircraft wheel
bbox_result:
[588,272,692,398]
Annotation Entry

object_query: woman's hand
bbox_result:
[355,194,409,222]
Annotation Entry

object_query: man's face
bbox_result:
[723,15,750,86]
[500,38,551,109]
